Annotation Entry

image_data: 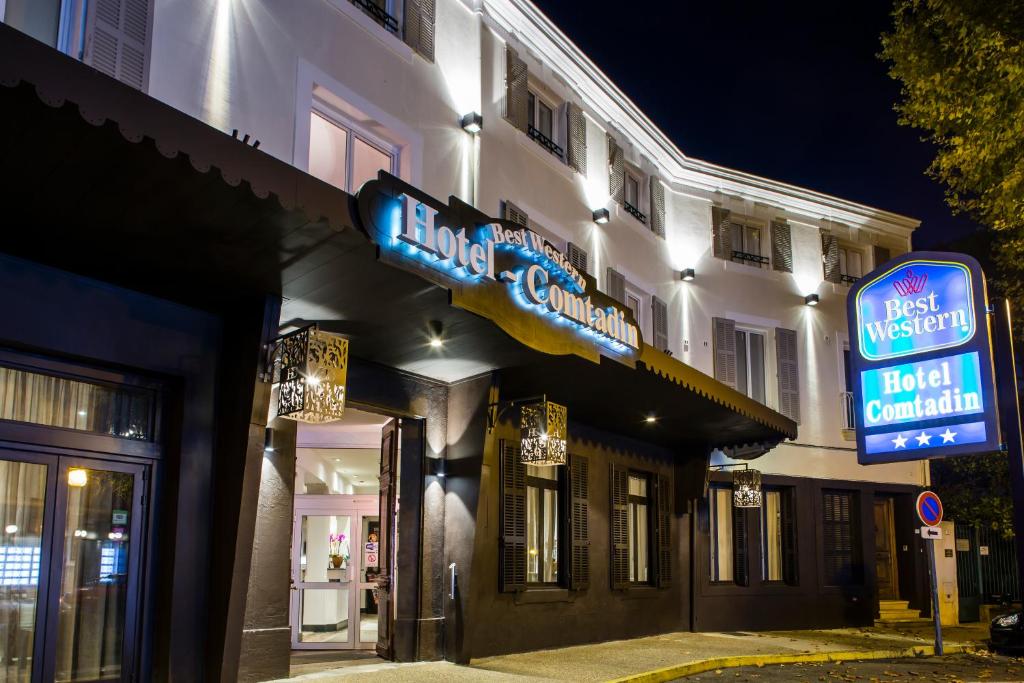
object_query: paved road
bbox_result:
[679,653,1024,682]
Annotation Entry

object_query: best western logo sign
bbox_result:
[856,262,975,361]
[847,253,998,465]
[356,173,643,364]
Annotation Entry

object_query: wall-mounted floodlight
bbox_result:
[460,112,483,134]
[592,208,610,224]
[680,268,695,282]
[804,293,820,306]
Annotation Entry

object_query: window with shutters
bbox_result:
[771,220,793,273]
[873,245,891,270]
[761,488,798,585]
[308,108,398,193]
[838,245,864,285]
[346,0,402,35]
[626,291,643,334]
[527,91,564,159]
[822,490,862,586]
[627,473,653,585]
[735,328,766,405]
[623,171,647,224]
[526,464,561,585]
[567,243,589,275]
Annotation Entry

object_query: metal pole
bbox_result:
[927,537,943,655]
[992,299,1024,602]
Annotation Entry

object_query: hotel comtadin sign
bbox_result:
[356,173,643,364]
[847,251,999,465]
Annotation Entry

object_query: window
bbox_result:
[761,489,797,584]
[838,247,863,285]
[841,345,855,430]
[731,223,767,267]
[822,490,862,586]
[623,172,647,223]
[627,474,651,584]
[708,486,734,582]
[308,110,396,193]
[527,91,563,158]
[526,465,560,584]
[626,292,643,332]
[735,329,766,405]
[349,0,401,34]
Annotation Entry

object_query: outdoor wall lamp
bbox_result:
[271,324,349,424]
[804,293,820,306]
[710,463,762,507]
[487,395,568,467]
[263,427,275,453]
[592,208,610,224]
[680,268,695,282]
[428,320,445,348]
[460,112,483,134]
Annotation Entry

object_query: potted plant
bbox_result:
[329,533,349,569]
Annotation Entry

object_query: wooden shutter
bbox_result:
[775,327,801,424]
[782,488,799,586]
[503,46,528,132]
[655,473,672,588]
[711,207,732,260]
[771,220,793,273]
[712,317,738,389]
[608,135,624,204]
[567,242,589,275]
[732,506,749,587]
[566,103,588,175]
[609,463,630,590]
[503,200,529,228]
[873,245,891,269]
[569,454,590,590]
[650,177,666,238]
[403,0,436,61]
[821,230,841,283]
[652,296,669,352]
[606,268,626,305]
[83,0,152,90]
[499,440,527,592]
[823,490,856,585]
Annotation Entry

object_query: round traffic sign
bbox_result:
[916,491,943,526]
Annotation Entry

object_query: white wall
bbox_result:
[145,0,923,486]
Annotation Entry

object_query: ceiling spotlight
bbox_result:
[460,112,483,134]
[428,320,445,348]
[592,208,610,224]
[805,293,820,306]
[680,268,695,282]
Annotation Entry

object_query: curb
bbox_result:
[607,643,979,682]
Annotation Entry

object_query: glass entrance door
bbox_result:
[0,451,145,683]
[290,496,379,650]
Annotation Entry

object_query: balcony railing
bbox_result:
[731,250,769,267]
[841,391,856,431]
[528,124,564,159]
[351,0,399,34]
[840,274,860,285]
[624,202,647,224]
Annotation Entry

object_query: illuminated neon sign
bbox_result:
[356,173,643,364]
[847,252,998,464]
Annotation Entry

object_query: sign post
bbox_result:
[917,490,944,656]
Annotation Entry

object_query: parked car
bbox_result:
[990,611,1024,651]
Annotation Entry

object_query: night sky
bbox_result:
[530,0,978,249]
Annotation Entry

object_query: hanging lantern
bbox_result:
[519,400,567,466]
[732,467,762,508]
[277,326,349,423]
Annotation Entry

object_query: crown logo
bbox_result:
[892,269,927,297]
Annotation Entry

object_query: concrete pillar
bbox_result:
[236,418,296,682]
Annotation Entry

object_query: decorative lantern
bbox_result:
[277,326,349,423]
[519,400,567,466]
[732,467,762,508]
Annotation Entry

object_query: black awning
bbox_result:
[0,22,794,454]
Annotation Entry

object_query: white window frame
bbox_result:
[309,104,399,194]
[708,485,734,583]
[730,220,767,269]
[838,245,864,285]
[625,290,644,334]
[735,326,767,405]
[526,88,563,159]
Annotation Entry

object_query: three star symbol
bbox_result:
[892,434,908,449]
[916,431,932,446]
[940,428,957,443]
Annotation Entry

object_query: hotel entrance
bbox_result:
[291,407,393,654]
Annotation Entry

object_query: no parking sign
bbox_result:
[916,490,944,527]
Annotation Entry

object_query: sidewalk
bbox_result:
[281,622,989,682]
